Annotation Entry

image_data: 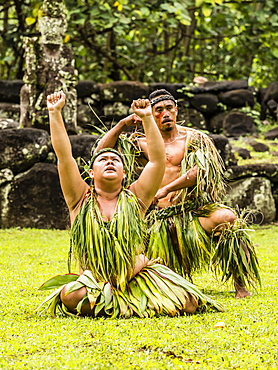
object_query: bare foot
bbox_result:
[235,287,252,299]
[234,280,252,299]
[185,294,198,314]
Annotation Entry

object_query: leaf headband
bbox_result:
[90,148,124,167]
[150,95,177,107]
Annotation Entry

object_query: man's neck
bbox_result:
[161,125,179,141]
[94,183,122,200]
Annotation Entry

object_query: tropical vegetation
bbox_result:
[1,0,278,86]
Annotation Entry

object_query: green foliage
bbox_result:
[177,86,195,98]
[0,226,277,369]
[239,106,261,126]
[1,0,278,85]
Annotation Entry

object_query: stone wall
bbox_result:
[0,79,277,229]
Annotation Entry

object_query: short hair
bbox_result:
[149,89,174,100]
[90,148,123,167]
[149,89,177,107]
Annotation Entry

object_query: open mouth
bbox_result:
[105,166,116,172]
[162,119,172,124]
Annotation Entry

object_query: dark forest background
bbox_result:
[1,0,278,86]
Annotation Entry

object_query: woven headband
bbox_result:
[90,148,123,166]
[150,95,177,107]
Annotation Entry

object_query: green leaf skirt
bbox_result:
[147,203,261,288]
[34,264,224,318]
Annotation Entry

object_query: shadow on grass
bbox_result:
[202,289,234,298]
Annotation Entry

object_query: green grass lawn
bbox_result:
[0,226,277,370]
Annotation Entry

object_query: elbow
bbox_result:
[94,139,104,153]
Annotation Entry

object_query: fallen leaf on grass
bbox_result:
[214,321,226,328]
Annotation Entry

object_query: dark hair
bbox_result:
[149,89,175,100]
[149,89,177,107]
[90,148,123,167]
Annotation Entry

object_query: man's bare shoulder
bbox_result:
[136,136,147,149]
[68,186,90,222]
[137,135,147,143]
[134,136,148,162]
[177,124,210,139]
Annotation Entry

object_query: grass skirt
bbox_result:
[34,264,224,318]
[147,203,220,280]
[147,203,261,288]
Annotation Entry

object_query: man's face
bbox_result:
[91,152,124,181]
[152,99,178,132]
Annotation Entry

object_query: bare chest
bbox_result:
[96,197,118,221]
[165,139,185,167]
[70,195,118,225]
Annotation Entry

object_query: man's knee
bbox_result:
[199,208,236,234]
[60,282,87,311]
[212,208,237,227]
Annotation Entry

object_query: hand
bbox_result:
[131,254,150,277]
[132,255,162,278]
[153,186,169,203]
[47,91,66,112]
[120,113,142,126]
[131,98,152,118]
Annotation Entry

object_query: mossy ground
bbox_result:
[0,226,277,370]
[230,118,278,165]
[230,137,278,165]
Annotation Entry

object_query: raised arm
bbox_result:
[129,99,165,212]
[47,91,88,211]
[94,114,142,153]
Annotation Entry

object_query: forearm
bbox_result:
[131,254,150,278]
[94,120,126,152]
[165,166,198,192]
[142,115,164,164]
[49,110,72,161]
